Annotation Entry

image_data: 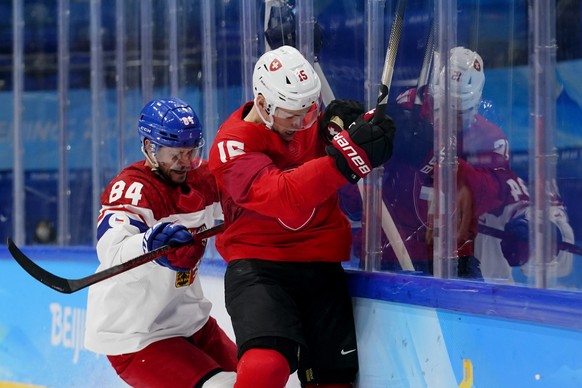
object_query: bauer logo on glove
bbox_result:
[326,109,396,183]
[331,132,372,177]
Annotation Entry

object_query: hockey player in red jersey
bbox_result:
[423,47,572,281]
[208,45,395,388]
[350,47,513,278]
[401,47,503,277]
[84,98,238,388]
[373,47,576,283]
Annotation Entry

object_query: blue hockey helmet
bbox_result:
[138,97,203,148]
[138,98,205,172]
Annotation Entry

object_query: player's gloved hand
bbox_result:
[457,255,483,279]
[326,110,395,183]
[500,215,529,266]
[385,102,434,166]
[143,222,206,272]
[320,99,366,143]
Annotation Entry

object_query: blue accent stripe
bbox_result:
[346,269,582,331]
[96,213,148,240]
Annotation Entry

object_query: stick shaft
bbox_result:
[7,223,225,294]
[373,0,408,124]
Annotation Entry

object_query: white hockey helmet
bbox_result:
[435,47,485,127]
[253,45,321,129]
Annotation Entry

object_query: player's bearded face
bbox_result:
[271,104,319,141]
[155,144,204,183]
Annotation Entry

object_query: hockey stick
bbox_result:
[263,0,335,106]
[366,0,415,270]
[263,1,415,270]
[314,61,334,107]
[263,0,277,51]
[371,0,407,125]
[364,9,435,270]
[6,222,225,294]
[327,0,413,271]
[413,20,434,114]
[357,179,415,270]
[478,223,582,256]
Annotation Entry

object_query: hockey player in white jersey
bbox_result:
[84,98,237,388]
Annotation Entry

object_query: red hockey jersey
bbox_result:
[208,102,351,263]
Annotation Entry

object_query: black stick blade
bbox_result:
[7,238,75,293]
[5,222,226,294]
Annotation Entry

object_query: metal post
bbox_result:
[362,0,387,271]
[433,0,458,278]
[201,0,219,157]
[12,0,24,245]
[57,0,71,245]
[529,1,558,289]
[241,0,259,102]
[90,0,104,243]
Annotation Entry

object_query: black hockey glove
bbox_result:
[320,99,366,143]
[500,215,530,267]
[326,111,396,184]
[385,102,434,167]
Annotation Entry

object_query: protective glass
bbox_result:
[435,102,477,130]
[273,101,320,131]
[154,140,205,171]
[455,105,478,129]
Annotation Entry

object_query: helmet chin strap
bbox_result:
[254,95,275,129]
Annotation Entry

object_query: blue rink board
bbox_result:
[348,271,582,387]
[1,246,582,387]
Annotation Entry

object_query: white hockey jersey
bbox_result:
[84,160,222,355]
